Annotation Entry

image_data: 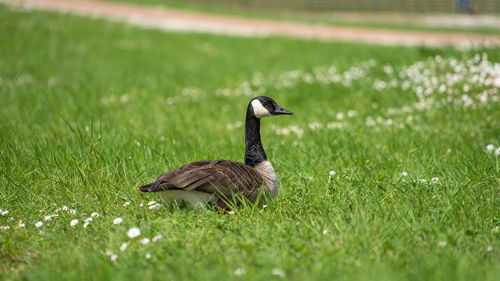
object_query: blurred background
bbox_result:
[157,0,497,13]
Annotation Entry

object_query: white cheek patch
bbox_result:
[251,99,272,118]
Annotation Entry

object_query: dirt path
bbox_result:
[3,0,500,47]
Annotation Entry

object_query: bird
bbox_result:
[139,96,293,209]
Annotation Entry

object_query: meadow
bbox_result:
[0,4,499,281]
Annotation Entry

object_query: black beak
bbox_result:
[273,105,293,115]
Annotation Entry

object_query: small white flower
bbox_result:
[83,222,89,228]
[438,241,447,247]
[127,227,141,238]
[323,229,328,235]
[84,217,93,222]
[147,201,156,206]
[123,202,130,207]
[39,209,44,213]
[113,218,123,225]
[139,203,144,208]
[486,246,492,252]
[431,177,439,184]
[1,210,8,216]
[110,254,118,262]
[336,112,344,120]
[7,217,14,222]
[263,205,268,208]
[419,179,427,183]
[70,219,79,227]
[18,221,25,229]
[234,267,246,276]
[62,206,68,211]
[492,226,499,233]
[401,171,408,177]
[271,268,286,277]
[69,209,76,215]
[44,215,52,221]
[145,253,151,259]
[139,238,150,245]
[35,221,43,228]
[486,144,495,152]
[149,204,161,210]
[1,226,10,231]
[228,211,235,215]
[120,242,128,251]
[106,250,113,256]
[91,212,100,217]
[152,235,162,242]
[329,170,336,177]
[495,148,500,156]
[54,208,61,213]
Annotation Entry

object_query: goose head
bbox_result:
[249,96,293,118]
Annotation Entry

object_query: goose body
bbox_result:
[139,96,292,208]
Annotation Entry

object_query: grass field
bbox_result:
[103,0,500,35]
[1,4,499,281]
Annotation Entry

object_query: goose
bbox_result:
[139,96,293,209]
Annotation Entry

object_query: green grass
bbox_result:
[103,0,500,35]
[1,4,499,281]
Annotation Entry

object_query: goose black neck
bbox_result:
[244,106,267,167]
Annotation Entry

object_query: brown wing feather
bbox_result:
[140,160,265,203]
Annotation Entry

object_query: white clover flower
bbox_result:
[69,209,76,215]
[91,212,100,217]
[70,219,79,227]
[147,201,156,206]
[123,202,130,207]
[113,218,123,225]
[139,238,150,245]
[120,242,128,251]
[1,210,8,216]
[486,144,495,152]
[62,206,68,211]
[110,254,118,262]
[401,171,408,176]
[44,215,52,221]
[152,235,162,242]
[438,241,447,247]
[35,221,43,228]
[127,227,141,238]
[431,177,439,184]
[271,268,286,277]
[347,110,356,118]
[323,229,328,235]
[234,267,246,276]
[329,170,336,177]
